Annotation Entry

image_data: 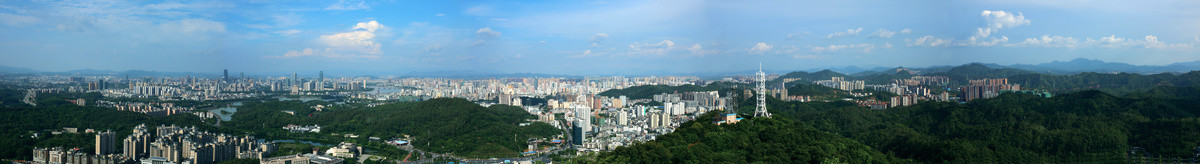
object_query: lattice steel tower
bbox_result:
[754,63,771,118]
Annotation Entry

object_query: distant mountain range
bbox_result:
[1009,58,1200,74]
[2,58,1198,77]
[840,58,1200,76]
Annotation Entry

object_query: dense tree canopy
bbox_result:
[227,98,558,158]
[785,87,1200,162]
[597,82,745,100]
[586,112,902,163]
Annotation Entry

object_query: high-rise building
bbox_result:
[575,108,591,134]
[961,78,1020,101]
[124,124,151,160]
[319,71,324,82]
[95,130,116,155]
[571,122,586,146]
[616,111,628,126]
[223,69,229,82]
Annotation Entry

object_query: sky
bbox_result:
[0,0,1198,75]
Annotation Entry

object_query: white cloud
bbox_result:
[900,28,912,34]
[908,36,951,47]
[567,49,599,58]
[354,20,384,32]
[628,40,675,55]
[1081,35,1191,49]
[275,29,301,35]
[423,44,443,56]
[976,10,1030,38]
[161,18,226,34]
[825,28,863,39]
[1141,35,1191,49]
[964,36,1009,46]
[476,27,502,39]
[812,44,878,53]
[309,20,386,56]
[685,44,715,56]
[793,54,821,59]
[957,10,1030,46]
[325,0,369,11]
[158,18,228,42]
[590,33,609,42]
[870,29,897,38]
[749,42,773,55]
[435,13,445,17]
[320,30,381,54]
[0,13,40,27]
[282,48,316,58]
[787,31,810,40]
[1018,35,1078,48]
[276,47,381,59]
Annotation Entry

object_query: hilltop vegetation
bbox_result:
[1010,71,1200,95]
[0,89,220,160]
[583,112,902,163]
[779,87,1200,162]
[777,63,1200,96]
[228,98,558,158]
[597,82,745,100]
[590,87,1200,163]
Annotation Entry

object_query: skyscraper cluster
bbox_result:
[961,78,1020,101]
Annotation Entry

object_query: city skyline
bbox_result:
[1,0,1198,74]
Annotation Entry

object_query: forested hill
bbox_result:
[775,63,1200,95]
[228,98,558,158]
[782,87,1200,162]
[1010,71,1200,95]
[769,69,847,84]
[585,87,1200,163]
[596,82,745,99]
[924,63,1038,82]
[0,90,217,160]
[581,112,904,163]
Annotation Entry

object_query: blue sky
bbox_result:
[0,0,1198,75]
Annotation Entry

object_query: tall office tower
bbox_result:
[616,111,628,126]
[124,124,151,159]
[95,130,117,155]
[240,72,244,82]
[649,111,661,128]
[754,63,771,118]
[319,71,324,82]
[572,121,586,146]
[292,73,298,86]
[575,108,591,134]
[223,69,229,82]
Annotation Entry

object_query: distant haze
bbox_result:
[1,0,1198,74]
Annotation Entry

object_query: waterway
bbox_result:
[206,102,243,121]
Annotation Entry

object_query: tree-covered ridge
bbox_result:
[784,87,1200,162]
[776,63,1200,96]
[597,82,745,99]
[1010,71,1200,95]
[924,63,1038,82]
[583,112,902,163]
[0,89,218,160]
[785,83,850,100]
[770,69,848,84]
[228,98,558,158]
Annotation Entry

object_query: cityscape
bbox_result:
[3,0,1200,164]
